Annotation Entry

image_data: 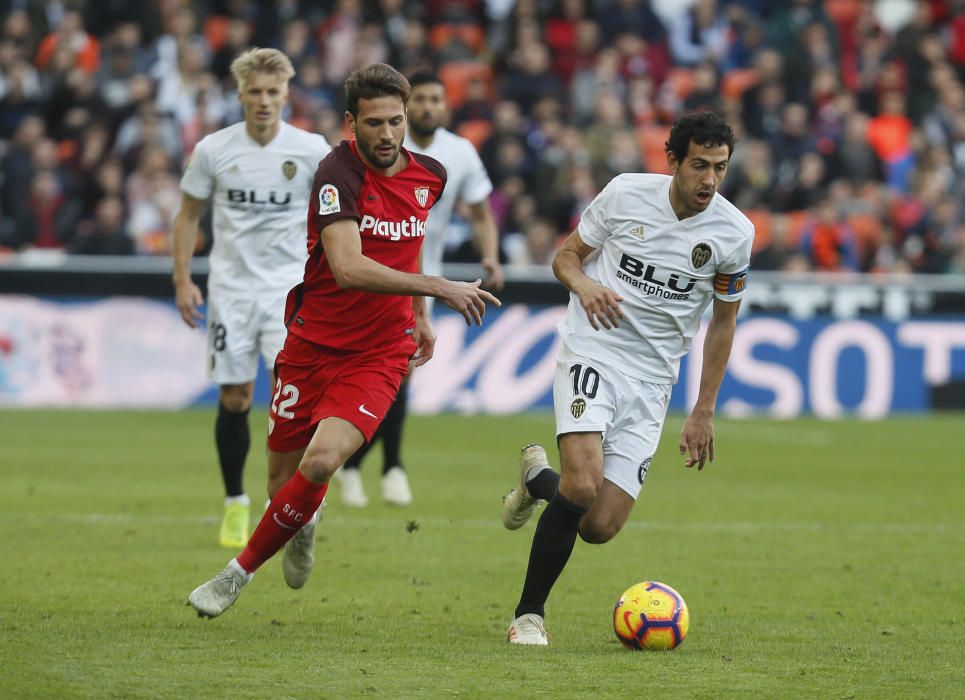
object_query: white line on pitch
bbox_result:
[0,512,957,535]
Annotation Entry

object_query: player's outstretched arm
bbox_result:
[172,193,208,328]
[467,200,504,290]
[679,297,740,470]
[553,230,624,331]
[322,220,501,326]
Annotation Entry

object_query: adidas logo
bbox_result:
[629,225,645,240]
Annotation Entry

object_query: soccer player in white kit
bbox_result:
[172,48,330,548]
[501,111,754,645]
[336,69,504,508]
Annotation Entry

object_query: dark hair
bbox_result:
[345,63,411,117]
[665,111,736,163]
[408,69,444,90]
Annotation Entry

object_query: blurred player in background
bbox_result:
[172,48,331,549]
[500,112,754,645]
[337,69,504,508]
[188,63,501,618]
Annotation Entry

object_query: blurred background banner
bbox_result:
[414,306,965,418]
[0,295,207,407]
[3,290,963,416]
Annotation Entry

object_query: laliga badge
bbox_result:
[319,184,340,214]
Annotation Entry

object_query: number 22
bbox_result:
[271,378,299,418]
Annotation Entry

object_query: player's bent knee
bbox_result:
[298,448,342,483]
[558,477,600,509]
[578,519,619,545]
[219,384,253,412]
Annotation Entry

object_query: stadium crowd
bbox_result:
[0,0,963,274]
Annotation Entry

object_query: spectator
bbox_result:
[0,0,961,271]
[866,90,915,191]
[155,38,226,133]
[682,60,722,113]
[8,170,83,250]
[34,10,100,75]
[500,41,565,117]
[668,0,729,66]
[800,198,860,271]
[597,0,665,44]
[751,213,794,271]
[69,196,135,255]
[125,145,181,254]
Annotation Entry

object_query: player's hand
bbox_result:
[679,412,715,470]
[481,257,505,291]
[411,315,436,367]
[577,282,624,330]
[438,278,502,326]
[175,280,204,328]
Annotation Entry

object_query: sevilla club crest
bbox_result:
[414,186,430,208]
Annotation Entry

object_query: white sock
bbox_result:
[225,494,250,507]
[228,558,253,581]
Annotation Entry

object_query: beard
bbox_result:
[358,138,401,169]
[409,117,437,138]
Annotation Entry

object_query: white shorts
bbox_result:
[206,293,288,385]
[553,344,672,500]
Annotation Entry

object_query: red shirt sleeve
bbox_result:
[308,142,366,242]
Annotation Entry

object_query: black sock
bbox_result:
[215,402,250,497]
[526,468,561,502]
[380,382,408,475]
[515,493,587,619]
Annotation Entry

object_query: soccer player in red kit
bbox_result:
[188,63,501,618]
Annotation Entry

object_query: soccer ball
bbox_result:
[613,580,689,650]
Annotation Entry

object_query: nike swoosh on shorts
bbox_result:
[358,404,377,419]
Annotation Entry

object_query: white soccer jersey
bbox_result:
[405,127,493,276]
[560,173,754,383]
[180,121,331,298]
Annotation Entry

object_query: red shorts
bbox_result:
[267,333,415,452]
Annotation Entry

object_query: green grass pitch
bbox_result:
[1,410,963,699]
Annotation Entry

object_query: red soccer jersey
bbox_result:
[284,140,446,351]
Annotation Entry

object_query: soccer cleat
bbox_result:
[507,613,549,646]
[501,444,548,530]
[282,500,325,589]
[187,560,252,618]
[337,468,368,507]
[382,466,413,506]
[219,500,250,549]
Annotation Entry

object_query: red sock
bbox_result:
[236,470,328,573]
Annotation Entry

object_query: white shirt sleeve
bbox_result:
[179,139,214,200]
[458,141,493,205]
[314,133,332,158]
[577,178,619,248]
[714,232,753,301]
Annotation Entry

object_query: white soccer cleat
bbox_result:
[187,560,252,618]
[507,613,549,646]
[282,506,322,590]
[381,466,413,506]
[337,468,368,507]
[501,444,548,530]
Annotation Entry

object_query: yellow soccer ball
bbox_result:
[613,581,690,650]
